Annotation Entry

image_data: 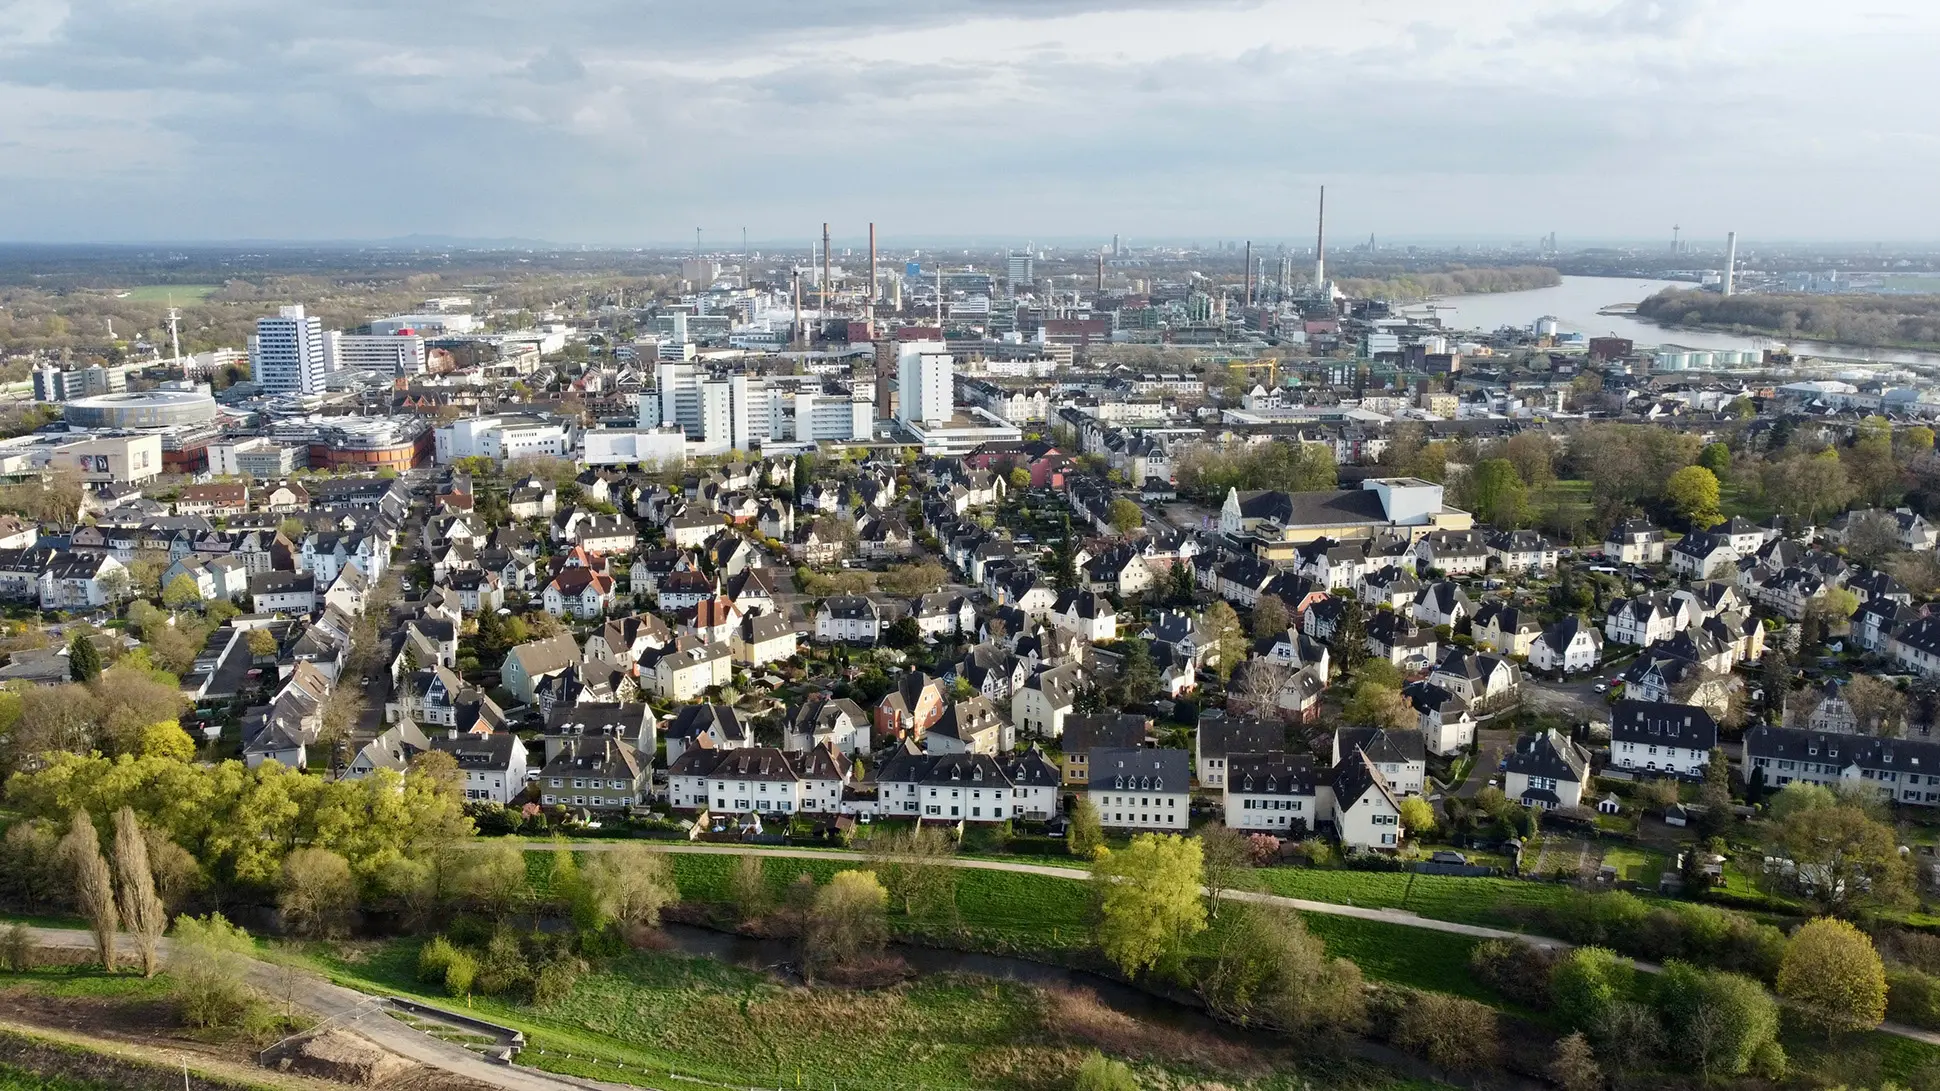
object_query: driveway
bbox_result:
[1521,674,1611,721]
[1455,728,1515,800]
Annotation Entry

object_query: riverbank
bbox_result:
[1635,288,1940,356]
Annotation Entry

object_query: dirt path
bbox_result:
[20,928,626,1091]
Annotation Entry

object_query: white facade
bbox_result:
[325,331,427,374]
[581,427,687,468]
[250,305,326,394]
[435,416,574,465]
[897,345,953,427]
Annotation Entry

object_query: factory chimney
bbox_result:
[1313,186,1327,290]
[1723,231,1737,297]
[1096,252,1105,293]
[821,222,833,315]
[867,222,877,328]
[1243,241,1252,307]
[792,271,803,348]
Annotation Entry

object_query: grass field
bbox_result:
[1599,846,1667,887]
[1248,866,1573,929]
[0,1065,121,1091]
[117,285,220,303]
[310,938,1427,1091]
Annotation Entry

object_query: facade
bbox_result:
[1608,699,1717,777]
[1086,747,1191,830]
[325,331,428,374]
[1222,752,1318,833]
[1743,726,1940,807]
[250,305,327,394]
[897,345,954,427]
[1503,729,1591,811]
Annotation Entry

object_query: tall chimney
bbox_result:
[936,265,944,332]
[1243,240,1252,307]
[867,222,877,328]
[1096,252,1105,293]
[1723,231,1737,297]
[1313,186,1327,290]
[792,271,803,347]
[821,222,832,315]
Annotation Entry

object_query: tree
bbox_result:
[278,847,354,939]
[58,810,117,971]
[170,913,257,1028]
[1335,599,1367,673]
[878,562,948,598]
[865,824,958,920]
[803,870,889,979]
[1167,558,1195,604]
[1229,658,1288,717]
[1092,833,1206,978]
[581,843,678,929]
[1203,601,1247,683]
[1067,797,1105,858]
[1778,801,1911,916]
[1108,498,1143,534]
[162,574,204,611]
[1197,824,1252,918]
[1051,516,1079,591]
[67,632,99,684]
[457,842,532,919]
[1117,638,1158,704]
[1804,586,1860,634]
[1398,797,1436,840]
[1342,677,1414,732]
[1844,674,1907,736]
[1698,442,1732,479]
[1654,960,1781,1080]
[1546,1033,1602,1091]
[136,720,195,762]
[1503,431,1559,488]
[727,854,771,921]
[1777,917,1887,1039]
[111,808,165,977]
[1251,594,1289,640]
[246,627,278,660]
[1550,946,1634,1034]
[885,616,922,649]
[1008,467,1030,490]
[1846,509,1904,565]
[1198,904,1363,1032]
[1664,465,1722,529]
[1464,458,1527,528]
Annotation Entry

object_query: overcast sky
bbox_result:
[2,0,1935,246]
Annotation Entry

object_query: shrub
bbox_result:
[443,950,477,998]
[1391,991,1499,1071]
[1071,1051,1138,1091]
[475,928,533,997]
[1467,938,1555,1006]
[531,958,579,1007]
[417,936,459,984]
[169,914,258,1030]
[1889,967,1940,1030]
[1550,947,1635,1034]
[0,923,33,972]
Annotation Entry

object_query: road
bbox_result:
[22,927,624,1091]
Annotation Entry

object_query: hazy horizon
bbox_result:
[5,0,1937,245]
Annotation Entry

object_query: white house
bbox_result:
[1528,616,1603,675]
[1086,747,1191,830]
[1608,699,1717,777]
[1196,709,1285,788]
[1222,751,1318,834]
[784,694,871,755]
[1602,518,1665,565]
[638,637,733,701]
[429,731,530,806]
[1012,663,1084,739]
[1330,753,1405,850]
[1502,728,1590,811]
[1049,589,1117,643]
[1331,727,1426,797]
[814,596,881,644]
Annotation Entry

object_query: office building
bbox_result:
[897,345,953,428]
[1006,251,1033,295]
[33,363,134,402]
[249,306,327,395]
[434,415,576,464]
[369,313,479,336]
[324,331,428,375]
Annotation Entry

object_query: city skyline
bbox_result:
[2,0,1937,243]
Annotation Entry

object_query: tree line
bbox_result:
[1638,288,1940,350]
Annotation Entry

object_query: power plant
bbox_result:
[1724,231,1738,296]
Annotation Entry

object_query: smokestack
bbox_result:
[1723,231,1737,297]
[792,271,803,347]
[1313,186,1327,290]
[936,266,944,332]
[821,222,832,315]
[1096,252,1105,293]
[1243,241,1252,307]
[867,223,877,328]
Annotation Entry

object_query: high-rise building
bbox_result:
[324,331,427,375]
[249,305,326,394]
[641,363,869,452]
[897,344,953,428]
[1006,251,1033,296]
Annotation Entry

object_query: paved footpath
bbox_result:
[533,841,1940,1047]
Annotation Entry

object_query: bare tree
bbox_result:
[58,811,117,972]
[110,808,165,977]
[1198,824,1253,917]
[865,824,958,920]
[1229,659,1289,718]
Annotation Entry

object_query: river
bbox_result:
[1410,275,1940,370]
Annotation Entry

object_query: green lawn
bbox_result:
[1249,867,1574,929]
[117,284,220,303]
[1599,846,1666,887]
